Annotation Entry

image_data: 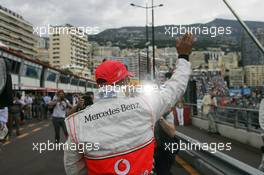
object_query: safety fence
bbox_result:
[185,103,260,133]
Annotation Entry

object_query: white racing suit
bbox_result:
[64,59,191,175]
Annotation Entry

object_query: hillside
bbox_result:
[89,18,264,50]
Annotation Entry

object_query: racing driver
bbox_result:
[64,33,194,175]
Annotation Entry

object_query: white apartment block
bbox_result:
[0,5,37,57]
[49,24,91,78]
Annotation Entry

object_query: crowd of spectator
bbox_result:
[6,91,83,138]
[195,71,229,99]
[223,89,263,109]
[194,71,263,110]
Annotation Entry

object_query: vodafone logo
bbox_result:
[114,159,130,175]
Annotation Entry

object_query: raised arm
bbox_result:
[144,33,193,120]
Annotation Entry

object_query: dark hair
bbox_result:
[83,95,93,107]
[96,78,107,85]
[57,89,65,94]
[85,91,94,97]
[165,72,173,79]
[16,92,22,99]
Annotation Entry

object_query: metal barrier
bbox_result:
[185,103,261,133]
[176,132,264,175]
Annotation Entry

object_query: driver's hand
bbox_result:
[176,33,194,55]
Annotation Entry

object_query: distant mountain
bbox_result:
[89,18,264,50]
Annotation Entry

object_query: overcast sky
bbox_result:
[1,0,264,32]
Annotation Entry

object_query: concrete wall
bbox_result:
[191,117,263,148]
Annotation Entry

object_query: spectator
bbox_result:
[42,92,51,119]
[202,93,210,118]
[65,93,73,105]
[34,94,43,120]
[49,90,72,143]
[8,93,25,137]
[24,93,33,120]
[154,110,178,175]
[72,94,79,106]
[176,98,184,126]
[202,92,218,134]
[82,94,94,109]
[85,91,94,100]
[67,94,93,115]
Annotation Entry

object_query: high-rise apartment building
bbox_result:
[190,51,206,69]
[244,65,264,86]
[49,24,91,78]
[229,68,244,88]
[0,5,37,57]
[94,46,120,58]
[221,52,239,70]
[36,36,49,63]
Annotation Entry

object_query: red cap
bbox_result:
[95,60,134,85]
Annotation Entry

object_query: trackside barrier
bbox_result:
[184,103,261,133]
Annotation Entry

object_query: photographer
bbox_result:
[49,90,72,143]
[67,92,94,116]
[8,93,25,137]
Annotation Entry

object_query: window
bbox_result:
[79,81,86,87]
[46,71,57,82]
[23,64,41,78]
[71,78,79,85]
[7,59,21,74]
[87,82,94,88]
[59,75,70,84]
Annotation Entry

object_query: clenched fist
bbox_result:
[176,33,194,55]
